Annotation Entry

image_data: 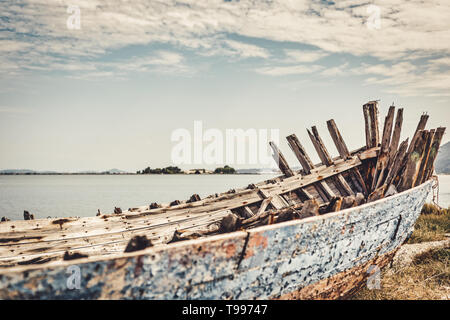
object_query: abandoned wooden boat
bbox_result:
[0,101,445,299]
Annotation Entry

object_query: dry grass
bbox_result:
[352,203,450,300]
[408,205,450,244]
[353,248,449,300]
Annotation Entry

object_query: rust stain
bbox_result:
[134,255,144,277]
[244,233,268,259]
[224,243,237,258]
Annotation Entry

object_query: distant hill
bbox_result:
[0,169,37,174]
[0,168,129,175]
[435,141,450,174]
[100,168,128,174]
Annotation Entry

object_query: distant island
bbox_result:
[435,141,450,174]
[0,166,280,175]
[137,165,237,174]
[0,168,131,175]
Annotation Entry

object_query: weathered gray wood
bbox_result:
[373,106,396,191]
[388,108,403,166]
[398,130,429,191]
[363,101,380,148]
[270,141,294,177]
[351,169,368,196]
[327,119,350,159]
[270,195,289,210]
[363,104,372,149]
[326,119,364,196]
[415,129,435,186]
[407,114,429,154]
[286,134,314,174]
[243,206,255,219]
[287,131,340,200]
[385,138,409,187]
[308,127,333,166]
[257,198,272,215]
[334,175,355,197]
[422,127,446,182]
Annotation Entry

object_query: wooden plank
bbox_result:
[363,101,380,148]
[289,130,339,200]
[243,206,255,219]
[385,139,409,187]
[298,188,314,200]
[326,119,364,196]
[388,108,403,166]
[351,169,368,196]
[398,130,429,191]
[327,119,350,159]
[358,147,379,160]
[422,127,446,182]
[270,195,288,210]
[415,129,435,186]
[269,141,294,177]
[318,181,336,201]
[286,134,314,174]
[368,101,380,148]
[308,127,333,166]
[306,126,349,199]
[257,198,272,215]
[363,104,372,149]
[407,114,429,154]
[372,106,396,191]
[334,175,355,197]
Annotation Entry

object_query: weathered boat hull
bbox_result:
[0,181,431,300]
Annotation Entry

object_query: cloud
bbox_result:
[0,0,449,96]
[283,50,328,63]
[255,64,323,76]
[222,40,270,59]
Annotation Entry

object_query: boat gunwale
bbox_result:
[0,179,433,275]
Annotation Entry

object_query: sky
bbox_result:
[0,0,449,172]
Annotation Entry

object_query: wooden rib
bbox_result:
[407,114,429,154]
[326,119,365,196]
[351,169,368,196]
[415,129,435,186]
[422,127,446,182]
[270,195,289,210]
[363,101,380,148]
[308,127,333,166]
[373,105,396,190]
[327,119,350,159]
[286,131,335,201]
[363,104,372,149]
[243,206,255,218]
[270,141,294,177]
[334,175,355,196]
[257,197,272,215]
[388,108,403,166]
[385,138,409,187]
[286,134,314,174]
[299,188,314,200]
[398,130,429,192]
[307,126,347,199]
